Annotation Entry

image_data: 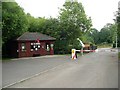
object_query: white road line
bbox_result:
[2,62,68,88]
[11,55,64,61]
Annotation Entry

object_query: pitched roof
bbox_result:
[17,32,56,41]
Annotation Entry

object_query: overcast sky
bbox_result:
[15,0,119,31]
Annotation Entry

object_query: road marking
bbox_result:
[11,55,64,61]
[2,62,69,88]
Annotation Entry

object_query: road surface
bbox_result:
[3,48,118,88]
[2,55,71,87]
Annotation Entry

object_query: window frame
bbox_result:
[21,43,26,52]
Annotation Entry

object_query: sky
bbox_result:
[15,0,119,31]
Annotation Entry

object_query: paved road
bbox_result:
[2,55,72,87]
[6,48,118,88]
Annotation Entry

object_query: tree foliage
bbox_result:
[2,2,29,57]
[25,1,93,54]
[4,0,119,57]
[57,1,92,53]
[87,24,116,45]
[117,8,120,47]
[2,2,28,43]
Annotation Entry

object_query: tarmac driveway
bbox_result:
[2,55,71,87]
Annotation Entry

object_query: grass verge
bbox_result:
[2,57,14,61]
[97,43,112,48]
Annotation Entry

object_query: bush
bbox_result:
[119,52,120,59]
[112,43,120,48]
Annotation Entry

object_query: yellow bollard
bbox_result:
[71,49,76,60]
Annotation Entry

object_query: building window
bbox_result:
[30,42,40,51]
[50,44,54,48]
[46,43,50,51]
[21,43,26,51]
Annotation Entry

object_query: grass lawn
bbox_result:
[97,43,112,48]
[2,57,12,61]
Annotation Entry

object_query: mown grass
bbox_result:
[97,43,112,48]
[2,57,15,61]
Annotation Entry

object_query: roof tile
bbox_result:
[17,32,56,41]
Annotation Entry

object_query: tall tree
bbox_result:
[41,17,60,38]
[117,7,120,47]
[27,13,47,33]
[2,2,28,43]
[2,2,29,57]
[84,28,99,44]
[91,28,100,44]
[58,1,92,53]
[100,23,116,44]
[90,23,116,45]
